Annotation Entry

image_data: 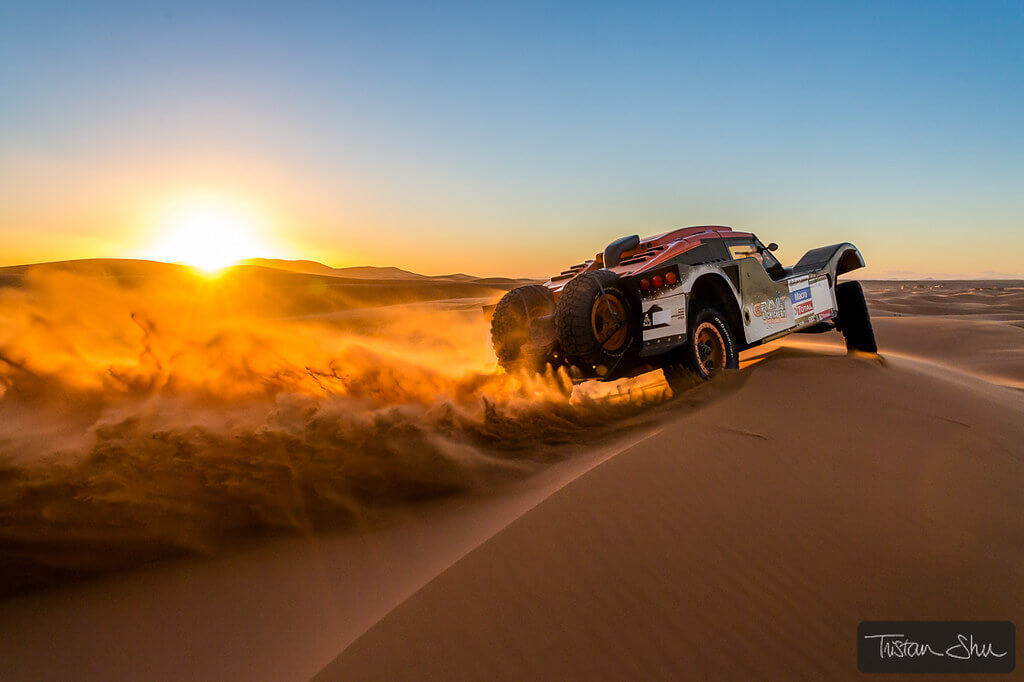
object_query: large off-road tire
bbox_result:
[836,281,877,353]
[490,285,556,372]
[662,306,738,393]
[554,269,635,376]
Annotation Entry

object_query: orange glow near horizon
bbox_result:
[140,195,285,273]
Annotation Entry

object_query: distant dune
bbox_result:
[0,257,521,283]
[239,258,429,280]
[239,258,486,283]
[834,280,1024,386]
[0,258,192,283]
[0,257,438,282]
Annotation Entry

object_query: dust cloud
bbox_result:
[0,264,667,593]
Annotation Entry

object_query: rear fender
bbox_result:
[834,245,866,277]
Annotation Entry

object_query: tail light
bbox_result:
[638,266,679,296]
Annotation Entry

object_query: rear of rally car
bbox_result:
[490,226,748,383]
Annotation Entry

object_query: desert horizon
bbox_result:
[6,255,1024,283]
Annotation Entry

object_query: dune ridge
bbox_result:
[316,350,1024,681]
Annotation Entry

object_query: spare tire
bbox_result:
[554,269,635,375]
[490,285,556,372]
[836,281,877,353]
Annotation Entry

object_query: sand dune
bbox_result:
[796,316,1024,387]
[1,273,1022,681]
[863,280,1024,321]
[313,350,1024,680]
[786,281,1024,387]
[3,349,1019,682]
[0,422,670,682]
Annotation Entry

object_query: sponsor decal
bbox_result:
[642,295,685,342]
[793,300,814,317]
[790,287,811,305]
[642,304,670,330]
[784,272,835,327]
[752,296,788,324]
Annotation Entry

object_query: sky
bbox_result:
[1,0,1022,278]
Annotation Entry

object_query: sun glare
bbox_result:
[143,196,281,273]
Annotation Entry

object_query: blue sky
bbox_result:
[1,0,1022,276]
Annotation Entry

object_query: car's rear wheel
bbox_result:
[662,306,738,393]
[836,281,877,353]
[554,269,635,376]
[490,285,556,372]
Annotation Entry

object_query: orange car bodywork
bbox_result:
[544,225,752,296]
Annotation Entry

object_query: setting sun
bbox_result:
[142,196,281,273]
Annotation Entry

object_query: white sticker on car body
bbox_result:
[642,292,685,341]
[788,273,836,326]
[808,273,835,321]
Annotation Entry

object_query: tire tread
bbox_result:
[836,281,877,353]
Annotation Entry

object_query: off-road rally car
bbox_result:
[490,225,876,391]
